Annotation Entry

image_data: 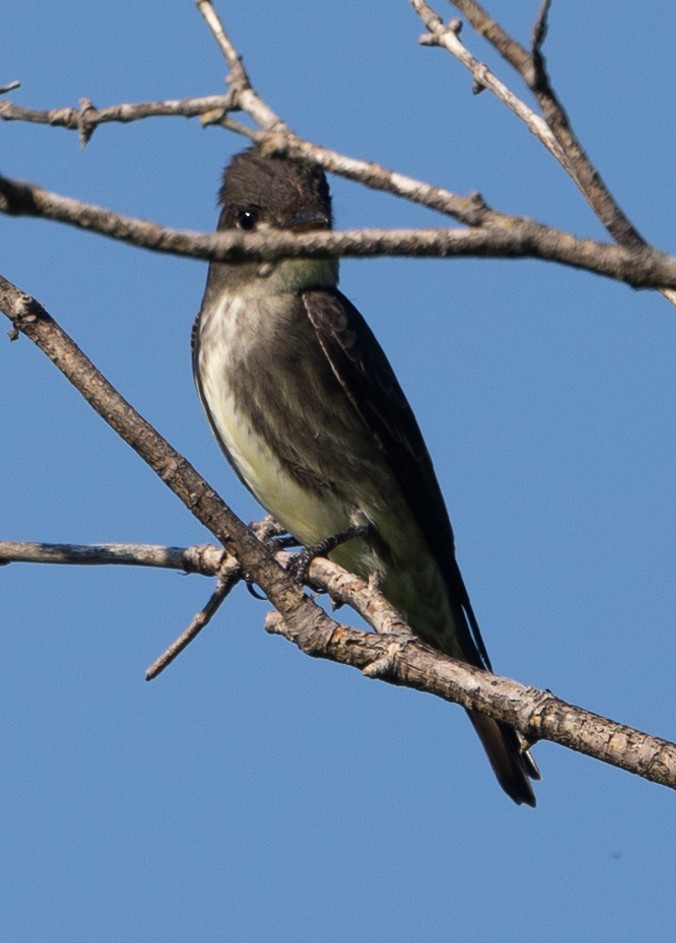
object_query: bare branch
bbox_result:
[0,274,298,606]
[195,0,246,73]
[412,1,676,307]
[2,2,672,304]
[0,94,237,140]
[0,145,492,226]
[414,3,567,167]
[2,0,669,299]
[145,563,240,680]
[0,80,20,95]
[2,522,673,789]
[414,0,642,244]
[525,8,644,250]
[435,0,534,74]
[265,611,676,790]
[195,0,285,132]
[252,133,490,223]
[0,534,409,640]
[0,539,231,574]
[1,173,674,287]
[4,101,488,225]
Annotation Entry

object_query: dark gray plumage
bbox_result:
[192,146,539,805]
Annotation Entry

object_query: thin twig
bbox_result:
[195,0,284,132]
[531,0,551,56]
[412,0,676,306]
[439,0,532,74]
[0,80,20,95]
[0,534,411,641]
[145,564,239,680]
[195,0,245,72]
[414,3,567,167]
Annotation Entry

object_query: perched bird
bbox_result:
[192,146,539,805]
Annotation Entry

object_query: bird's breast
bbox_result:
[194,293,354,545]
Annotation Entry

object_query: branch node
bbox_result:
[2,286,50,340]
[226,58,250,96]
[264,610,284,635]
[468,190,489,213]
[362,650,397,680]
[77,98,97,148]
[362,638,410,680]
[200,106,230,127]
[527,687,557,739]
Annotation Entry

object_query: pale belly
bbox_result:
[200,364,350,546]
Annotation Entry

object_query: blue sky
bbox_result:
[1,2,675,941]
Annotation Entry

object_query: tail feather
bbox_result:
[468,710,540,807]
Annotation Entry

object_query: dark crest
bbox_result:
[218,146,333,230]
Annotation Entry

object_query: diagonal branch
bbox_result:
[414,5,567,167]
[195,0,285,132]
[415,2,655,254]
[526,1,644,250]
[412,1,676,308]
[265,611,676,790]
[145,567,239,680]
[0,274,303,614]
[2,273,675,788]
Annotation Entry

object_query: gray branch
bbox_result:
[1,174,674,288]
[0,531,674,790]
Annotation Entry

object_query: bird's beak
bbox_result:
[285,209,330,233]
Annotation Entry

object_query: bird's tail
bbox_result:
[468,710,540,807]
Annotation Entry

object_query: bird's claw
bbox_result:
[286,547,315,584]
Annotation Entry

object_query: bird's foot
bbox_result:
[272,534,301,550]
[287,518,371,584]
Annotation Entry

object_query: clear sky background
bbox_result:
[2,2,675,941]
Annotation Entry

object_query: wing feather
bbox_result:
[301,287,492,671]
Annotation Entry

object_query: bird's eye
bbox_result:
[236,209,258,232]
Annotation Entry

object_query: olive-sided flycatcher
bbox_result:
[192,146,539,805]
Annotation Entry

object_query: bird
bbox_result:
[192,145,539,805]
